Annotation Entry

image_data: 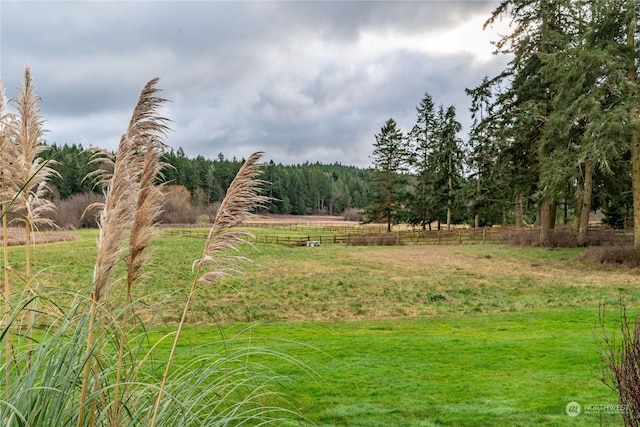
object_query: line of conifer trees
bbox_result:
[43,143,372,216]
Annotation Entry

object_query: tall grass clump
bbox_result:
[0,74,309,426]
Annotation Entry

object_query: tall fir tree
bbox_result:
[407,92,438,230]
[365,118,410,232]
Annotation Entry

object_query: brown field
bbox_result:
[0,227,79,246]
[244,213,415,231]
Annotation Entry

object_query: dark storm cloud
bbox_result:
[1,0,507,167]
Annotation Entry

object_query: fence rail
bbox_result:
[162,227,509,246]
[162,225,630,247]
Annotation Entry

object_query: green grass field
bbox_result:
[11,227,639,425]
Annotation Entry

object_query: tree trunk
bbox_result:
[628,0,640,248]
[573,174,584,231]
[475,174,481,228]
[549,200,557,230]
[538,195,551,246]
[447,155,453,231]
[515,193,524,228]
[577,160,593,246]
[632,126,640,248]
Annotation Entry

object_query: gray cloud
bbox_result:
[1,0,508,167]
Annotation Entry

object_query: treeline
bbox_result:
[465,0,639,246]
[43,144,371,216]
[364,0,639,244]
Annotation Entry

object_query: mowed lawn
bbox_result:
[14,227,640,426]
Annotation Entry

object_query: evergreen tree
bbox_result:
[472,0,573,244]
[365,118,411,232]
[407,92,439,230]
[430,105,465,229]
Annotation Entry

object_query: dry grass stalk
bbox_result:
[6,65,58,372]
[149,151,267,427]
[126,135,170,293]
[116,87,170,424]
[8,65,59,287]
[78,78,170,427]
[88,77,169,303]
[0,74,14,392]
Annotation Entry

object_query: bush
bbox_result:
[343,208,365,222]
[507,228,632,248]
[159,184,197,224]
[599,305,640,426]
[580,246,640,268]
[52,192,105,229]
[506,229,579,247]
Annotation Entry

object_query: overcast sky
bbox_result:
[1,1,511,168]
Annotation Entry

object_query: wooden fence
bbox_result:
[162,227,509,246]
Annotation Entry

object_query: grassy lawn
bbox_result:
[10,227,640,425]
[153,309,622,426]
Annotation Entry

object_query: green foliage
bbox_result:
[45,143,100,197]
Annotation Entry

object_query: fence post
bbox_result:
[458,230,462,244]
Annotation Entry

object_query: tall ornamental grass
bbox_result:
[0,72,310,426]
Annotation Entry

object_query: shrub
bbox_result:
[159,184,197,224]
[343,207,365,222]
[599,305,640,426]
[580,246,640,268]
[52,191,105,229]
[507,228,632,248]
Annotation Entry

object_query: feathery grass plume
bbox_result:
[150,151,268,427]
[9,65,59,284]
[0,74,16,392]
[79,77,170,427]
[116,85,171,424]
[196,151,268,283]
[8,65,59,370]
[90,77,169,303]
[125,139,170,293]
